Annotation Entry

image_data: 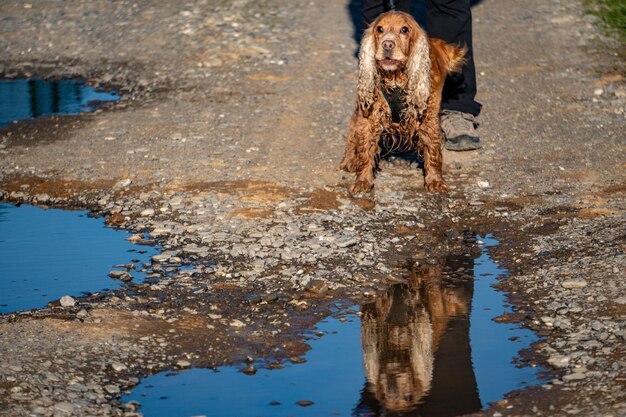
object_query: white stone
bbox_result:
[110,362,127,372]
[140,208,155,217]
[561,278,588,289]
[547,354,570,368]
[59,296,75,307]
[176,360,191,368]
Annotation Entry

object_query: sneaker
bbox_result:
[441,110,482,151]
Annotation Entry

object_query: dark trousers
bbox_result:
[362,0,481,116]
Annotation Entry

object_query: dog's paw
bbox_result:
[349,179,374,194]
[425,178,449,193]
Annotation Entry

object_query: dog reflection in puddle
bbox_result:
[357,258,482,415]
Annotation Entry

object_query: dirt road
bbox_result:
[0,0,624,416]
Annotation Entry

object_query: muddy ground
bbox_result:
[0,0,624,416]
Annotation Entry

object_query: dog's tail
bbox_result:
[429,38,467,75]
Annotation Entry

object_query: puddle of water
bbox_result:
[123,235,539,417]
[0,203,157,314]
[0,78,119,127]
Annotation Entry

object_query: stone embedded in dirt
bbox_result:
[176,360,191,369]
[230,319,246,328]
[53,402,75,415]
[561,278,588,289]
[59,296,75,307]
[306,279,329,295]
[113,179,132,190]
[104,384,120,395]
[547,354,570,368]
[110,362,127,372]
[563,372,587,381]
[140,208,155,217]
[335,235,358,248]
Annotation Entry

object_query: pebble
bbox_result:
[563,372,587,381]
[176,360,191,369]
[59,295,76,307]
[53,402,75,415]
[561,278,588,289]
[104,385,120,395]
[547,354,570,368]
[113,179,132,190]
[335,236,358,248]
[140,208,155,217]
[296,400,314,407]
[110,362,127,372]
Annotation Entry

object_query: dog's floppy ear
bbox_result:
[405,26,431,117]
[356,26,378,117]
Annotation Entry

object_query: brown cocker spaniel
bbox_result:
[340,11,465,193]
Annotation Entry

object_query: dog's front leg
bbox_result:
[340,113,382,193]
[419,122,449,192]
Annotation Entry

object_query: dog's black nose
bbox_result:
[382,40,395,51]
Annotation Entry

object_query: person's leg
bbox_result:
[427,0,480,116]
[427,0,482,150]
[362,0,412,26]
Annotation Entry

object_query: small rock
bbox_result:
[296,400,314,407]
[547,354,570,368]
[140,208,155,217]
[563,372,586,381]
[110,362,127,372]
[104,385,120,395]
[593,88,604,96]
[176,360,191,369]
[108,270,127,279]
[476,180,490,189]
[561,278,588,289]
[53,402,75,415]
[113,179,132,190]
[242,364,256,375]
[540,316,554,327]
[59,296,75,307]
[230,319,246,328]
[306,280,329,295]
[335,236,358,248]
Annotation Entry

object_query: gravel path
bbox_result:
[0,0,624,416]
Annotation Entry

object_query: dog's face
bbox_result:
[371,12,420,72]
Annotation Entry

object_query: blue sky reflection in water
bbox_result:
[0,78,119,127]
[124,235,540,417]
[0,203,156,313]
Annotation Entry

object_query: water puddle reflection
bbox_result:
[123,236,539,416]
[0,202,157,314]
[0,78,119,127]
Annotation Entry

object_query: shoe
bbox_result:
[441,110,482,151]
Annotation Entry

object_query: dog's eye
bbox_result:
[376,26,384,33]
[400,26,409,34]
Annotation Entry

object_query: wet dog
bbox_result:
[340,11,465,193]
